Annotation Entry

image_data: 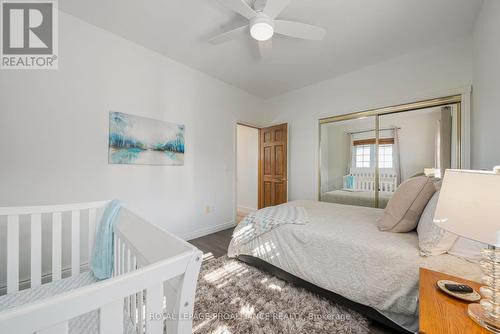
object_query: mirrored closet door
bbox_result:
[319,96,462,209]
[320,116,377,207]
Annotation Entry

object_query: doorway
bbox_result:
[236,123,289,222]
[258,123,288,208]
[236,124,259,222]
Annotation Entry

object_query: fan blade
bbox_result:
[274,20,326,40]
[258,39,272,59]
[263,0,291,19]
[209,25,249,44]
[216,0,256,19]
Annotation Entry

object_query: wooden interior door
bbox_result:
[259,124,288,208]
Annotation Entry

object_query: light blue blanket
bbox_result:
[90,200,122,280]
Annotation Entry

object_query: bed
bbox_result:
[228,200,481,333]
[321,171,398,207]
[321,190,393,207]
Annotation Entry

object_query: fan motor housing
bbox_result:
[250,13,274,41]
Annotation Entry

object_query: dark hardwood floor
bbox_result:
[189,228,233,258]
[188,228,400,334]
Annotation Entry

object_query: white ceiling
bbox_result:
[60,0,483,98]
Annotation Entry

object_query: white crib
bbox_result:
[342,171,398,192]
[0,201,203,334]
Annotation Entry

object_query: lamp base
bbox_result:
[469,303,500,333]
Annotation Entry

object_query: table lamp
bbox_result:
[434,166,500,333]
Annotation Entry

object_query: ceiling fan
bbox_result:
[209,0,326,58]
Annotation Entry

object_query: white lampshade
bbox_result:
[434,168,500,247]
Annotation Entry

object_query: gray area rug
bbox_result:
[193,256,369,334]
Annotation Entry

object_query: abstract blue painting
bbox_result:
[109,112,185,165]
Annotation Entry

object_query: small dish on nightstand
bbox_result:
[437,280,481,302]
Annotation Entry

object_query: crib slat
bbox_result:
[113,234,118,277]
[52,212,62,281]
[146,284,163,334]
[138,290,144,334]
[123,245,130,316]
[31,213,42,288]
[100,299,124,334]
[121,241,125,275]
[71,210,80,276]
[126,248,131,315]
[117,237,122,276]
[7,215,19,293]
[127,248,131,273]
[36,321,68,334]
[163,280,178,334]
[88,208,97,260]
[131,256,137,326]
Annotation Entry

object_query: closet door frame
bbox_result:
[317,93,469,205]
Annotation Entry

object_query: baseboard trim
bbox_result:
[183,220,236,241]
[237,206,257,215]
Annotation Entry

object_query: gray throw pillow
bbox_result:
[378,176,436,233]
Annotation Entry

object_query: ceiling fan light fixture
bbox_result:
[251,23,274,41]
[210,0,327,59]
[250,14,274,41]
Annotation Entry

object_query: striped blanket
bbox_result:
[233,205,309,245]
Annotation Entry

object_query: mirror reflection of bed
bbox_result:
[319,105,458,208]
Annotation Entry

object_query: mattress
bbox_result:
[228,200,482,333]
[321,189,393,208]
[0,271,136,334]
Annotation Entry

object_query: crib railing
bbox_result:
[0,202,203,334]
[343,171,398,192]
[0,201,109,294]
[0,251,200,334]
[112,208,203,334]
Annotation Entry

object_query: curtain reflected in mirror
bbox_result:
[376,106,458,208]
[319,104,460,209]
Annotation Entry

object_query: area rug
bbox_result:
[193,256,370,334]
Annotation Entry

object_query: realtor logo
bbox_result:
[1,0,58,69]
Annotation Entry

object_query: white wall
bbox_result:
[265,38,473,201]
[236,125,259,213]
[380,108,442,181]
[320,117,372,192]
[472,0,500,169]
[0,11,267,241]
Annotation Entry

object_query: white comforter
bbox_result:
[228,200,481,333]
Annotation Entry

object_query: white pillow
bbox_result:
[417,191,458,256]
[448,237,486,263]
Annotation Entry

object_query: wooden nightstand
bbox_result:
[419,268,490,334]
